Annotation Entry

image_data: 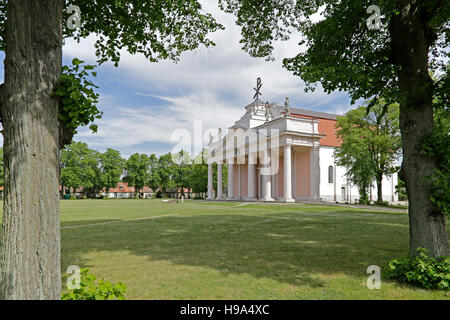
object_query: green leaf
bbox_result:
[72,58,85,66]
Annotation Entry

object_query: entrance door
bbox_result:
[341,186,346,202]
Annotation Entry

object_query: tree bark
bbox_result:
[0,0,63,299]
[390,0,448,258]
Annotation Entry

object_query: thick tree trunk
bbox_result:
[390,1,448,258]
[0,1,63,299]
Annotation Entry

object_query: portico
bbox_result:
[207,98,323,202]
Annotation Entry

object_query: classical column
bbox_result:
[227,162,234,200]
[207,162,214,200]
[260,148,274,202]
[282,145,295,202]
[217,163,223,200]
[237,164,242,200]
[310,146,321,200]
[261,172,274,201]
[246,153,257,200]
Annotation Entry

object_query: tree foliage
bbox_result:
[59,143,217,199]
[147,154,161,193]
[52,58,102,147]
[61,141,100,195]
[62,0,224,66]
[157,153,177,193]
[123,153,151,197]
[1,0,224,66]
[219,0,448,103]
[335,99,401,203]
[99,148,125,191]
[334,133,374,204]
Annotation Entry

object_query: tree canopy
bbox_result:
[61,141,100,195]
[335,99,401,204]
[99,148,125,191]
[219,0,448,104]
[0,0,224,65]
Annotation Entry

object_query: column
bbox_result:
[246,153,257,200]
[282,145,294,202]
[207,162,214,200]
[227,162,234,200]
[237,164,241,200]
[217,163,223,200]
[310,146,320,200]
[260,149,274,202]
[261,173,274,201]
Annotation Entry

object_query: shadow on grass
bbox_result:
[61,212,413,289]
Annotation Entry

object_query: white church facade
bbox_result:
[206,97,398,204]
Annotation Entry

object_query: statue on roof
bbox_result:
[265,102,270,123]
[253,77,262,100]
[285,97,290,116]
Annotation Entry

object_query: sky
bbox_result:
[0,1,359,159]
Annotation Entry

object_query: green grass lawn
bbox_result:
[2,199,450,299]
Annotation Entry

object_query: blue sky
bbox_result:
[0,1,358,159]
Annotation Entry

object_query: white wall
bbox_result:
[319,146,398,204]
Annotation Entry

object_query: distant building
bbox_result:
[207,98,398,204]
[105,182,154,199]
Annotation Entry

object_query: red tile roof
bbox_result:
[290,113,342,147]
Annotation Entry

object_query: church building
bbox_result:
[206,88,398,204]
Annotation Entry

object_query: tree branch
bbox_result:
[422,0,443,23]
[59,121,74,149]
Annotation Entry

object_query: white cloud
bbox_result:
[76,90,243,158]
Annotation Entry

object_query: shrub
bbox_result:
[358,194,370,205]
[62,268,126,300]
[385,248,450,290]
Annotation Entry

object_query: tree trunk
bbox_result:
[390,0,448,258]
[376,173,383,203]
[0,0,63,299]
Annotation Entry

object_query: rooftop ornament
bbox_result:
[265,101,270,123]
[253,77,262,100]
[285,97,290,116]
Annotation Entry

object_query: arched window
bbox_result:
[328,165,334,184]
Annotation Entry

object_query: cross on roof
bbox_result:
[253,77,262,100]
